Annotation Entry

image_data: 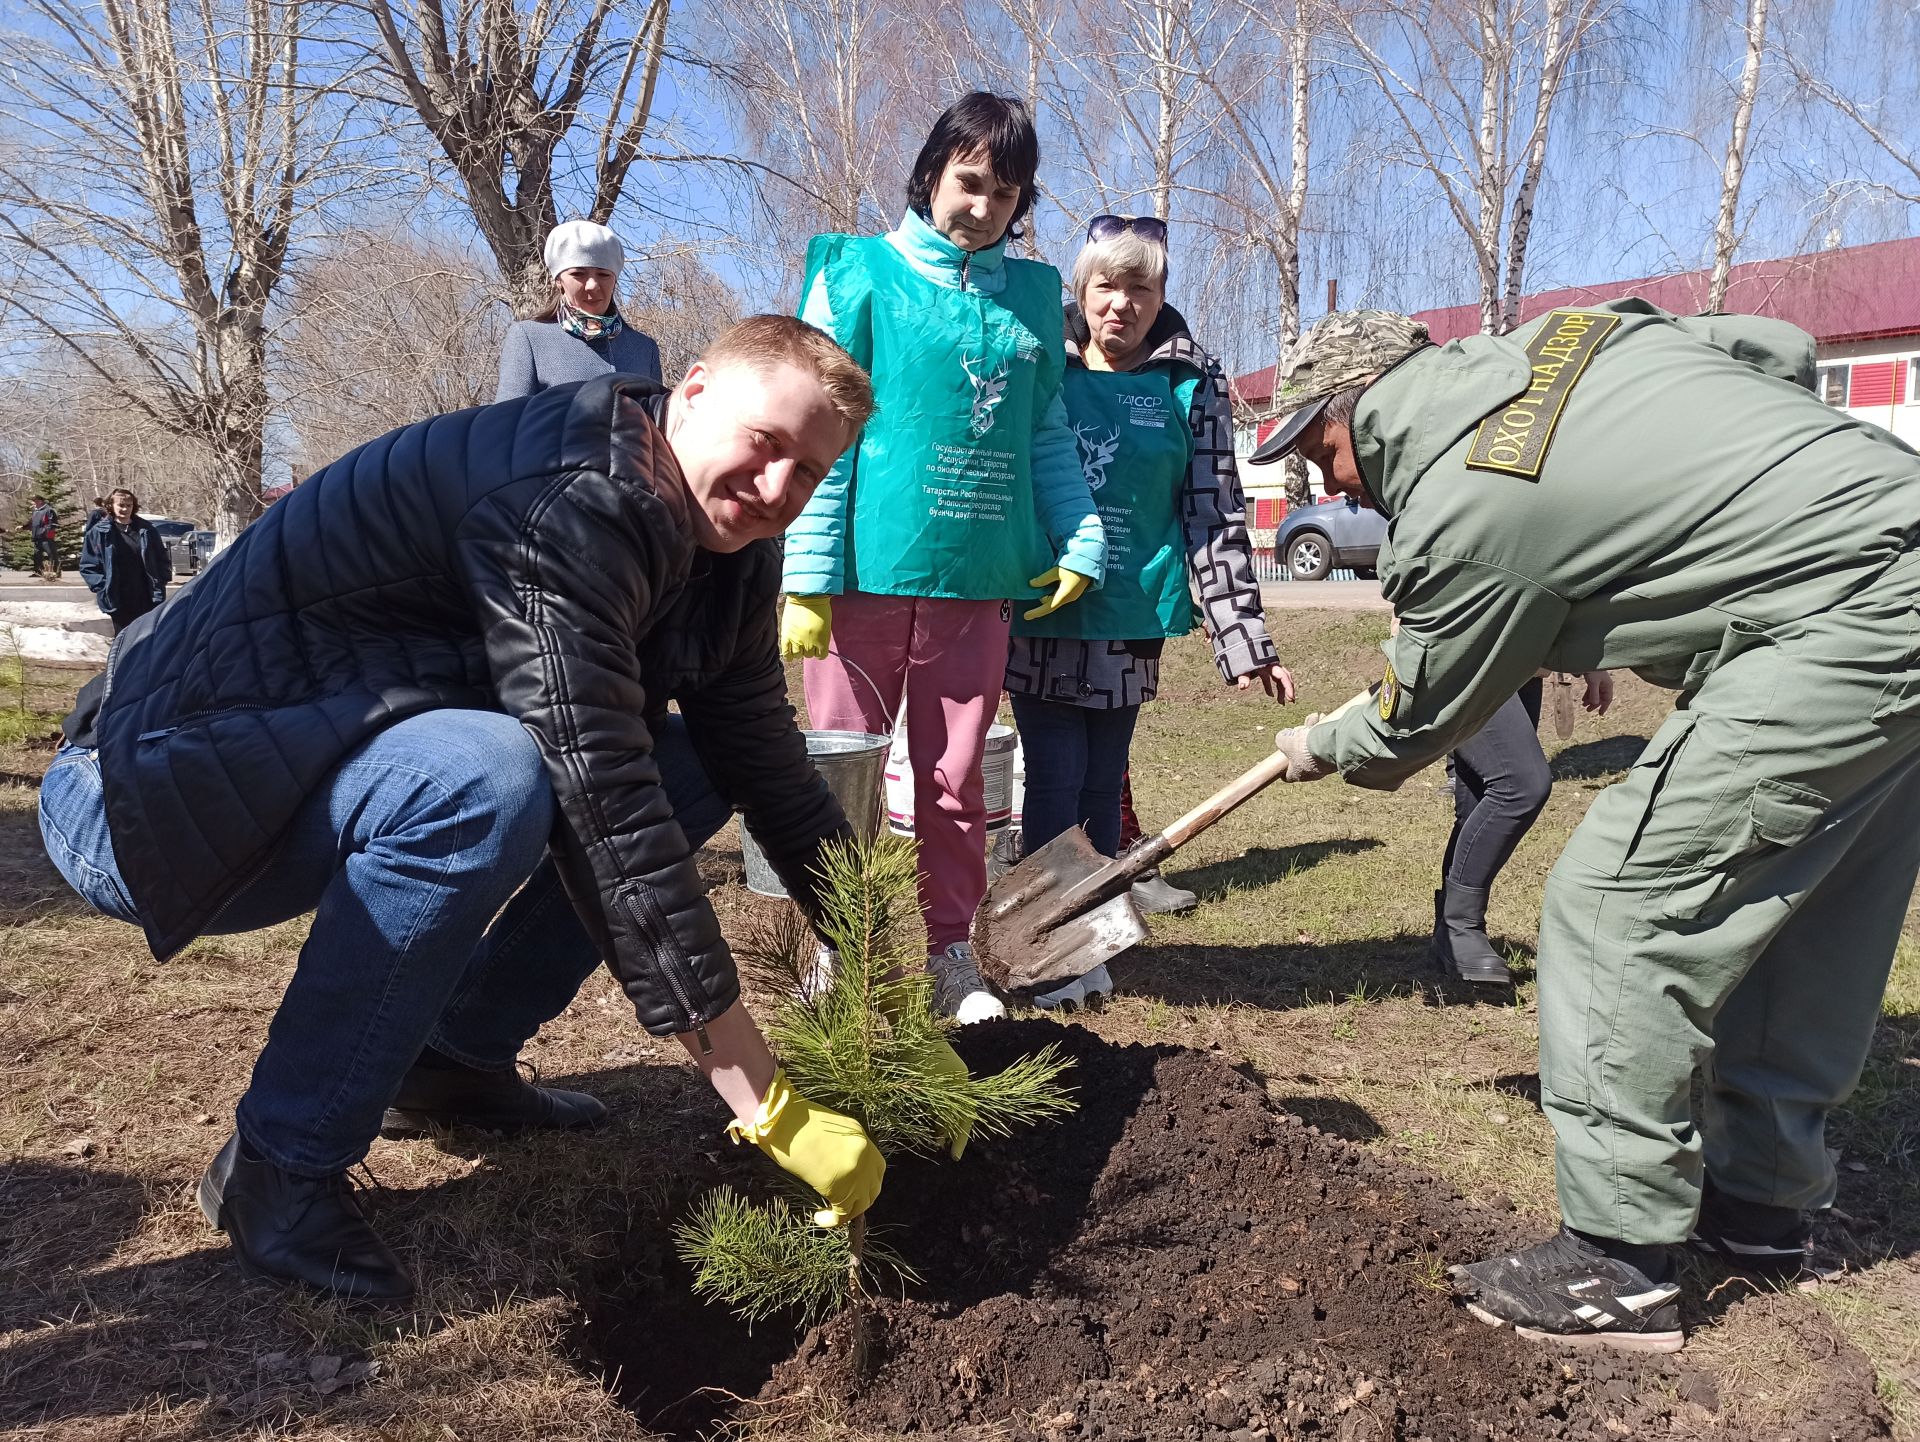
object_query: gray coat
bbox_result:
[494,316,663,401]
[1005,305,1277,709]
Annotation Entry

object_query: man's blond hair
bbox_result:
[697,315,875,434]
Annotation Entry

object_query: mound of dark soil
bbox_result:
[590,1023,1890,1441]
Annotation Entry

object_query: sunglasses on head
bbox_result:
[1088,214,1168,245]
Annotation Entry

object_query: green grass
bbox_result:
[3,614,1916,1440]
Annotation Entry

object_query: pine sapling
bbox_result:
[674,832,1075,1338]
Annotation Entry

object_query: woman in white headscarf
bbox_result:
[495,220,663,400]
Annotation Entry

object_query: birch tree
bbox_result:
[698,0,917,243]
[1335,0,1617,333]
[1707,0,1770,311]
[0,0,359,542]
[361,0,673,315]
[1773,5,1920,208]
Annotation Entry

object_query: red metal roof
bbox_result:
[1232,235,1920,408]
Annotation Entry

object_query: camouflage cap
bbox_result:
[1248,309,1430,464]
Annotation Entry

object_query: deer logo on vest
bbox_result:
[960,352,1009,438]
[1074,423,1120,492]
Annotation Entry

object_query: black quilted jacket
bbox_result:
[72,376,849,1038]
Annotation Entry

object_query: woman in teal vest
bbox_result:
[1006,217,1296,1009]
[778,94,1105,1025]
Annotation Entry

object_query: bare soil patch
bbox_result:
[584,1022,1891,1442]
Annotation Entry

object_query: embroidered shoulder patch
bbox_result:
[1379,663,1400,723]
[1465,310,1620,478]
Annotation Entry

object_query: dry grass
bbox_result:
[2,618,1916,1440]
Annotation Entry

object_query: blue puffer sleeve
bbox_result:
[1030,383,1107,584]
[782,271,851,596]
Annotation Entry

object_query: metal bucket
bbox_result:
[741,729,891,899]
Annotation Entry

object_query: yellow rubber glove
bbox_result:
[914,1036,974,1160]
[1022,564,1094,621]
[726,1067,883,1227]
[779,595,833,661]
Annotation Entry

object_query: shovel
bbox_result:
[972,688,1377,992]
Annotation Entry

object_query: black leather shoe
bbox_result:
[380,1052,608,1138]
[1131,869,1199,915]
[197,1134,414,1301]
[1434,883,1514,987]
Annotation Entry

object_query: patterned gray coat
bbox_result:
[1005,305,1278,709]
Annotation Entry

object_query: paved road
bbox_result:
[1259,579,1389,611]
[0,580,91,604]
[8,575,1393,614]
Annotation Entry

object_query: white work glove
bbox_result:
[1274,713,1335,783]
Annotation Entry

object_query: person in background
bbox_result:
[1006,216,1294,1009]
[79,488,171,635]
[494,220,663,401]
[28,494,59,579]
[1428,668,1610,987]
[778,92,1105,1024]
[87,496,107,528]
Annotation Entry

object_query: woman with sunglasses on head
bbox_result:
[1005,215,1295,1010]
[779,93,1105,1024]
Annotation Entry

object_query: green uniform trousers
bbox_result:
[1539,550,1920,1244]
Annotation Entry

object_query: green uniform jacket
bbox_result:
[1312,298,1920,787]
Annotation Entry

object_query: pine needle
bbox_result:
[682,831,1076,1325]
[672,1188,848,1325]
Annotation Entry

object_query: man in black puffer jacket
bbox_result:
[40,317,889,1301]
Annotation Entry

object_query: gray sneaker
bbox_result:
[1031,963,1114,1012]
[927,942,1007,1024]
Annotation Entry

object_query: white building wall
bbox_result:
[1816,336,1920,447]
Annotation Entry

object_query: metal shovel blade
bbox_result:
[971,826,1152,992]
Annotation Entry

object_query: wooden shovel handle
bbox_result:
[1158,686,1376,851]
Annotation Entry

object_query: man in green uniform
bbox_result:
[1250,303,1920,1353]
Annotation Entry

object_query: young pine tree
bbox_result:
[9,449,85,572]
[674,832,1076,1329]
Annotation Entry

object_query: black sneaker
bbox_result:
[1450,1228,1683,1353]
[1689,1183,1834,1287]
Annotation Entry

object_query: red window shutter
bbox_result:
[1849,361,1896,407]
[1896,360,1910,405]
[1256,416,1279,444]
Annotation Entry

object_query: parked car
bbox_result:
[192,530,215,571]
[146,517,203,576]
[1272,497,1386,580]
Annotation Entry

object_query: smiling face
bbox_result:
[927,148,1023,251]
[555,267,617,315]
[109,493,135,523]
[1083,268,1164,365]
[665,360,854,551]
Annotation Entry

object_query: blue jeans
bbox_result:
[1009,694,1141,859]
[38,709,731,1176]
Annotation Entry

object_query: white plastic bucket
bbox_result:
[885,721,1020,834]
[741,729,891,899]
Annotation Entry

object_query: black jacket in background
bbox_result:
[79,514,171,616]
[70,376,850,1037]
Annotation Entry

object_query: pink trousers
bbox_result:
[804,591,1011,950]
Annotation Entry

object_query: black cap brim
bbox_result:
[1247,394,1330,464]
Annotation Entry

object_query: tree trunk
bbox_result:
[1708,0,1769,313]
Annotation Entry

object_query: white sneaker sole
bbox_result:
[1465,1301,1684,1354]
[952,991,1008,1026]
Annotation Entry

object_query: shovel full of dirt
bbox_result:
[972,687,1376,993]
